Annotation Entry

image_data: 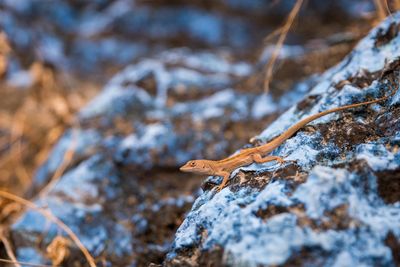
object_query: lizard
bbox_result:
[180,89,396,192]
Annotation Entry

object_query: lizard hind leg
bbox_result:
[214,172,231,192]
[252,154,284,164]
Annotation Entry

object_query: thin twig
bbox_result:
[263,26,283,44]
[263,0,303,94]
[384,0,392,17]
[38,127,78,198]
[0,227,21,267]
[0,258,58,267]
[0,190,96,267]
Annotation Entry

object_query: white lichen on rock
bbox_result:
[168,14,400,267]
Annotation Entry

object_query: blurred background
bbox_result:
[0,0,383,195]
[0,0,397,266]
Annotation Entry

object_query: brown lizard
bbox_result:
[180,90,395,191]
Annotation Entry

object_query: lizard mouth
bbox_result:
[179,164,190,172]
[180,162,197,172]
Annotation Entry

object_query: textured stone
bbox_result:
[166,14,400,267]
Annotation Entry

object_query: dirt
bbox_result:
[254,205,291,220]
[375,168,400,204]
[385,231,400,266]
[375,22,400,47]
[283,246,330,267]
[296,94,322,111]
[335,69,381,90]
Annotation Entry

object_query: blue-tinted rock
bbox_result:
[6,3,400,267]
[11,48,283,266]
[166,14,400,267]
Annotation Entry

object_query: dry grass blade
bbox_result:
[263,0,303,94]
[0,227,21,267]
[263,26,283,44]
[374,0,388,20]
[46,235,70,266]
[0,190,97,267]
[38,127,78,198]
[384,0,392,17]
[0,258,58,267]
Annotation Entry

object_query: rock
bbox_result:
[165,14,400,267]
[10,48,303,266]
[0,0,372,78]
[5,3,400,267]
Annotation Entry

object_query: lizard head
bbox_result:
[180,160,214,175]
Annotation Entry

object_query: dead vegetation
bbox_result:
[0,30,100,266]
[0,61,98,197]
[263,0,303,94]
[0,190,96,267]
[0,1,398,266]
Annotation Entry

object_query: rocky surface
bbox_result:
[9,50,256,266]
[9,46,315,266]
[166,14,400,267]
[0,0,373,81]
[2,2,399,267]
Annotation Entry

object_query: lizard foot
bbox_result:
[214,181,228,192]
[277,157,285,164]
[213,182,228,192]
[214,185,223,192]
[213,173,230,192]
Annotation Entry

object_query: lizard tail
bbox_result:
[258,87,396,154]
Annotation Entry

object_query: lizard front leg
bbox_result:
[214,171,231,192]
[252,154,284,164]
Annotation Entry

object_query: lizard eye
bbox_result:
[190,162,196,166]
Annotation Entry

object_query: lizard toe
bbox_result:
[214,185,222,192]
